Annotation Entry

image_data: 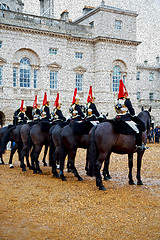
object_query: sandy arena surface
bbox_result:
[0,143,160,240]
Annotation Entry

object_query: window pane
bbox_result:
[136,72,140,80]
[76,74,83,91]
[137,92,140,100]
[34,69,38,88]
[75,52,83,59]
[50,71,57,89]
[0,41,2,48]
[149,93,154,100]
[115,20,122,30]
[13,68,17,87]
[149,72,154,81]
[20,58,31,88]
[49,48,58,55]
[113,66,121,92]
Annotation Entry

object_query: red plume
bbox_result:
[118,79,128,99]
[53,93,59,108]
[43,92,47,105]
[72,88,77,104]
[20,100,24,112]
[33,95,37,108]
[87,86,93,102]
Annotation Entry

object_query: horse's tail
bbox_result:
[27,130,33,151]
[1,126,15,154]
[49,127,55,167]
[87,125,98,177]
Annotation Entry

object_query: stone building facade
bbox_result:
[0,0,159,126]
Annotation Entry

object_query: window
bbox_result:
[137,92,140,100]
[20,58,31,87]
[13,68,17,87]
[115,20,122,30]
[34,69,38,88]
[149,72,154,81]
[75,52,83,59]
[0,41,2,48]
[136,72,140,81]
[50,71,57,89]
[76,74,83,91]
[49,48,58,55]
[149,93,154,100]
[0,66,2,86]
[112,66,121,92]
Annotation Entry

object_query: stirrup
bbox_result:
[136,144,149,150]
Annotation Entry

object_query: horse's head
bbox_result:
[140,107,152,131]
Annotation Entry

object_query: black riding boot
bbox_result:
[136,133,148,150]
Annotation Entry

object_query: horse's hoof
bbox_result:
[129,180,135,185]
[78,177,83,181]
[61,175,67,181]
[108,175,112,179]
[38,170,43,174]
[22,168,26,172]
[67,169,72,173]
[33,170,37,174]
[10,164,14,169]
[104,176,109,181]
[43,162,47,167]
[99,185,106,191]
[53,172,60,178]
[137,181,143,185]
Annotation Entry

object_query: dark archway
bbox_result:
[0,111,5,127]
[26,106,33,120]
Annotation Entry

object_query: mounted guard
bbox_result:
[52,93,66,122]
[32,95,41,121]
[41,92,51,121]
[17,100,29,124]
[85,86,100,122]
[115,79,147,150]
[69,88,85,121]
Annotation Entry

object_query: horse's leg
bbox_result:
[59,143,68,181]
[42,144,48,166]
[69,148,83,181]
[8,145,18,168]
[33,145,43,174]
[103,152,112,180]
[51,150,60,178]
[95,153,107,191]
[128,153,135,185]
[30,147,36,172]
[137,150,144,185]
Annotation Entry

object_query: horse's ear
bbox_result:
[141,106,144,111]
[148,107,151,112]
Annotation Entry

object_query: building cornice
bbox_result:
[0,23,141,46]
[137,65,160,71]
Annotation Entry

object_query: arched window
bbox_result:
[20,58,31,87]
[112,66,121,92]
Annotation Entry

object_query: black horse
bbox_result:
[0,124,32,170]
[56,121,96,181]
[28,121,51,173]
[87,107,151,190]
[20,122,48,172]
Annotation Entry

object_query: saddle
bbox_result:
[108,119,139,135]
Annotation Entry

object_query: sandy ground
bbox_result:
[0,143,160,240]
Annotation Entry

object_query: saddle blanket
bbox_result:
[125,121,139,133]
